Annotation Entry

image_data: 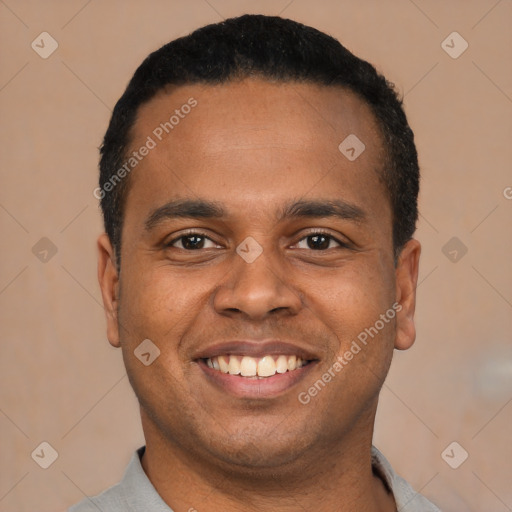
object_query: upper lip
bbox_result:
[193,340,321,361]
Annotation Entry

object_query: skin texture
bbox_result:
[98,79,420,512]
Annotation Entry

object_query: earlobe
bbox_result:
[97,233,121,348]
[394,239,421,351]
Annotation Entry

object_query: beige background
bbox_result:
[1,0,511,511]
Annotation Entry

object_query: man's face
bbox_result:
[99,79,419,472]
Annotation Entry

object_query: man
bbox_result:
[71,14,440,512]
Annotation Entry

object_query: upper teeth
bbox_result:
[205,354,307,378]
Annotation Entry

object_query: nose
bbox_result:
[212,243,302,321]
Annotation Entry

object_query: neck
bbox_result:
[139,406,396,512]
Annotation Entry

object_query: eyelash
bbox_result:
[165,229,349,251]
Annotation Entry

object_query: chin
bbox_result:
[201,428,314,475]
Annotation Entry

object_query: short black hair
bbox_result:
[99,14,419,268]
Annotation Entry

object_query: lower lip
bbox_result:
[196,360,317,399]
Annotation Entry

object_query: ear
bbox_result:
[97,233,121,348]
[394,239,421,351]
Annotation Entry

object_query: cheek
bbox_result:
[312,258,396,344]
[290,260,396,439]
[118,262,201,343]
[117,266,196,406]
[311,260,397,402]
[308,265,396,405]
[116,262,220,397]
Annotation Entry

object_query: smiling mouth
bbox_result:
[201,354,312,378]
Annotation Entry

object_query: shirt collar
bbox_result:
[119,446,439,512]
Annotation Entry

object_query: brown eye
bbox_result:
[295,233,344,250]
[167,233,220,250]
[309,234,331,250]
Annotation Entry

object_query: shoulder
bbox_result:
[67,448,143,512]
[67,447,174,512]
[371,445,442,512]
[68,481,125,512]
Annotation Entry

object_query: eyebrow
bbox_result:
[145,199,225,231]
[278,199,366,223]
[144,197,366,231]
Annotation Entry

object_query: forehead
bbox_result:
[132,79,383,154]
[124,79,389,227]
